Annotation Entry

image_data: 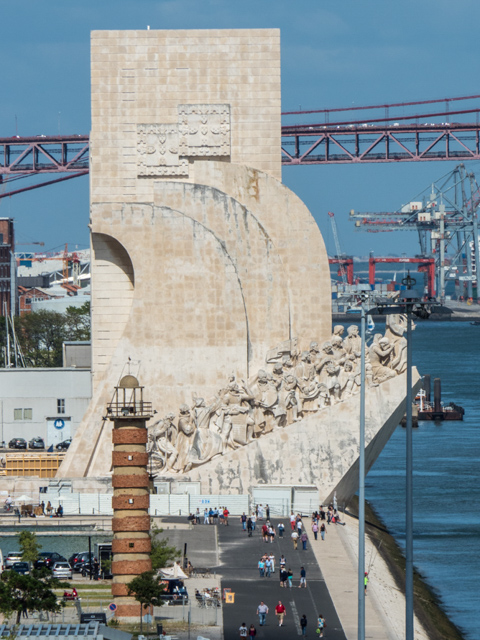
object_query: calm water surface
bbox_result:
[366,321,480,640]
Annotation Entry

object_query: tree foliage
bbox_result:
[127,571,166,632]
[18,531,41,564]
[0,568,67,624]
[4,302,90,367]
[150,523,180,571]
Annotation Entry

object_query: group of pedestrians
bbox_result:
[290,516,309,550]
[299,613,327,637]
[237,509,334,636]
[257,552,276,578]
[249,601,326,635]
[201,506,230,525]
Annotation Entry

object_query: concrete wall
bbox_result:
[0,369,91,446]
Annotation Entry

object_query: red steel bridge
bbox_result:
[2,95,480,198]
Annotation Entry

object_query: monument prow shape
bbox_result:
[58,29,412,504]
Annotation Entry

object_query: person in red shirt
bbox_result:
[275,601,286,626]
[223,507,229,525]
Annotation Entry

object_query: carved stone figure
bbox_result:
[189,397,224,465]
[339,359,360,397]
[344,325,362,359]
[250,370,282,434]
[331,325,345,342]
[369,336,397,383]
[149,414,179,472]
[173,404,196,472]
[148,323,407,474]
[331,335,347,365]
[385,313,413,374]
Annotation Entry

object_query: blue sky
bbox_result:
[1,0,480,257]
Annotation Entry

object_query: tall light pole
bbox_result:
[358,294,366,640]
[371,275,448,640]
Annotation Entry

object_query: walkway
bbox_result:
[217,520,347,640]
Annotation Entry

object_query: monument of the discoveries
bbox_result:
[58,28,412,504]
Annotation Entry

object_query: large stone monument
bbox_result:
[58,28,413,504]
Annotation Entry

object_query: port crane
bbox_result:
[350,165,480,301]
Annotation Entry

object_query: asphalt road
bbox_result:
[218,519,347,640]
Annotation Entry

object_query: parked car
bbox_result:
[56,439,72,451]
[71,551,97,573]
[34,552,67,570]
[5,551,23,568]
[52,561,72,579]
[11,562,30,575]
[28,436,45,450]
[8,438,27,449]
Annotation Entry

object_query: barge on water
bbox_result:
[416,375,465,421]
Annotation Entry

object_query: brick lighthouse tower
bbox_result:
[108,375,153,619]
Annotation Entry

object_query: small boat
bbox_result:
[470,320,480,326]
[415,384,464,421]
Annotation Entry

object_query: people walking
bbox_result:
[279,554,286,570]
[290,511,296,530]
[258,558,265,577]
[247,517,253,537]
[279,567,288,587]
[299,566,306,588]
[251,513,257,531]
[291,528,299,550]
[320,522,326,541]
[312,520,318,540]
[266,504,270,520]
[204,508,209,524]
[300,614,307,636]
[265,557,272,578]
[223,507,230,525]
[278,522,285,537]
[364,571,369,593]
[239,623,248,638]
[262,523,269,543]
[275,601,286,626]
[301,531,308,550]
[317,614,326,637]
[256,601,269,626]
[287,568,293,588]
[248,623,257,638]
[241,512,247,531]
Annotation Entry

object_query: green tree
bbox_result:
[18,531,41,564]
[64,302,90,341]
[150,523,180,571]
[17,310,67,367]
[0,568,67,624]
[127,571,166,633]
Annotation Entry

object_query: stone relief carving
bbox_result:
[148,318,410,475]
[137,104,231,177]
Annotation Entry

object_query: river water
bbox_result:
[366,321,479,640]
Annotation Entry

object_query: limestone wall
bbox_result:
[57,29,332,479]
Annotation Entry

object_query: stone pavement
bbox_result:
[308,515,395,640]
[217,520,347,640]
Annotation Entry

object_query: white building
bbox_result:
[0,368,91,447]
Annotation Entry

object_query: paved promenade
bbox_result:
[217,520,346,639]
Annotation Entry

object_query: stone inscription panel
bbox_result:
[137,104,231,177]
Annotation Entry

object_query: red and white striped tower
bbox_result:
[107,375,153,619]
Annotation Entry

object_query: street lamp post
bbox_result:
[358,295,367,640]
[371,274,448,640]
